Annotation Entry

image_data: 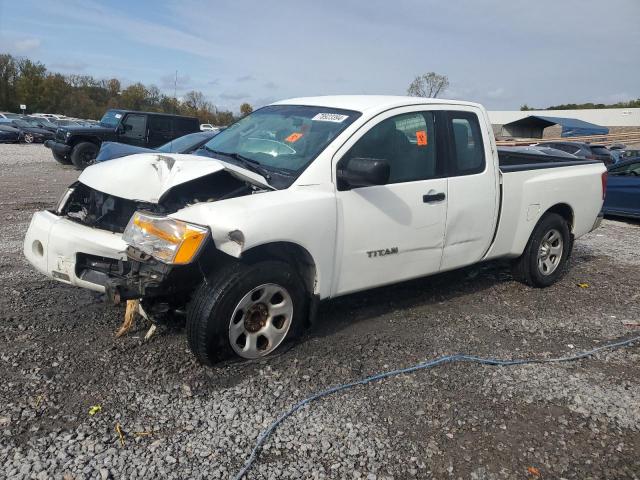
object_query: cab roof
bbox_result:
[272,95,481,113]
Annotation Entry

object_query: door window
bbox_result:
[173,117,196,135]
[342,111,439,184]
[148,116,172,135]
[447,112,485,175]
[121,114,146,140]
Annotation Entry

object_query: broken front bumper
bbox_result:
[23,210,128,292]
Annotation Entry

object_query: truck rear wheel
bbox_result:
[186,260,307,365]
[70,142,98,170]
[511,212,572,288]
[52,151,71,165]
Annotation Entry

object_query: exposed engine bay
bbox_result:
[60,170,266,233]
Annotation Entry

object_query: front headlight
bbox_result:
[123,212,209,265]
[55,187,75,214]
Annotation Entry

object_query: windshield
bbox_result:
[201,105,360,181]
[157,132,211,153]
[100,110,123,128]
[22,118,43,127]
[12,119,30,128]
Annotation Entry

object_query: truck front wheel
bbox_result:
[511,212,572,288]
[187,260,307,365]
[70,142,98,170]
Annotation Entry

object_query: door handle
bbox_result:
[423,192,446,203]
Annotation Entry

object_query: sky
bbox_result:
[1,0,639,113]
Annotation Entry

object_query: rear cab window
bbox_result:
[445,111,485,176]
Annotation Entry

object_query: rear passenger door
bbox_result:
[147,115,173,148]
[439,109,499,271]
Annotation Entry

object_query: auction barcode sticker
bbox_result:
[312,113,349,123]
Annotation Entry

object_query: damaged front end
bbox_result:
[54,154,273,321]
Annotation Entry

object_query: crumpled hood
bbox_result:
[79,152,273,203]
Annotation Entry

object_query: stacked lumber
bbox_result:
[495,130,640,147]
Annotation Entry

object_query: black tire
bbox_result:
[70,142,98,170]
[52,151,71,165]
[511,212,572,288]
[23,133,34,144]
[187,260,308,365]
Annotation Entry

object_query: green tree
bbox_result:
[0,54,18,111]
[0,52,243,123]
[15,58,47,111]
[40,73,71,113]
[119,83,148,110]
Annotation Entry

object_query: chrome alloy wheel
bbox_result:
[537,228,563,276]
[228,283,294,359]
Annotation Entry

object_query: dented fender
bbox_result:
[169,184,337,299]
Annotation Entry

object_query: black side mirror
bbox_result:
[337,157,390,189]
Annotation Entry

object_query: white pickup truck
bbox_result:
[24,96,607,364]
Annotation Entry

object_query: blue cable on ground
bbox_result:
[233,334,640,480]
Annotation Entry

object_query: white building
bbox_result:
[489,108,640,128]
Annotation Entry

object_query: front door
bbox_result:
[334,109,447,296]
[119,113,147,146]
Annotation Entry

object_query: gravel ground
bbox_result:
[0,144,638,480]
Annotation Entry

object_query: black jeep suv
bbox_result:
[45,109,200,169]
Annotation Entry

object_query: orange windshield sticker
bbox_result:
[416,130,428,146]
[285,132,303,143]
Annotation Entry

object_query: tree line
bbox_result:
[0,53,249,125]
[521,99,640,111]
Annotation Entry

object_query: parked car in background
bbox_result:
[602,159,640,219]
[32,113,65,120]
[499,145,578,158]
[0,118,55,143]
[620,149,640,161]
[0,124,22,143]
[95,130,219,162]
[200,123,218,131]
[21,116,59,133]
[0,112,21,119]
[609,149,625,164]
[53,119,84,127]
[44,109,200,169]
[536,141,614,165]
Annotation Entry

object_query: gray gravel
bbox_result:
[0,144,639,479]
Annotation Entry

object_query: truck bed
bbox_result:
[485,150,606,262]
[498,149,601,172]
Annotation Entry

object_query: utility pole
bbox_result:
[174,70,178,114]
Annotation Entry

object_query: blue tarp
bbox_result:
[517,115,609,137]
[534,115,609,137]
